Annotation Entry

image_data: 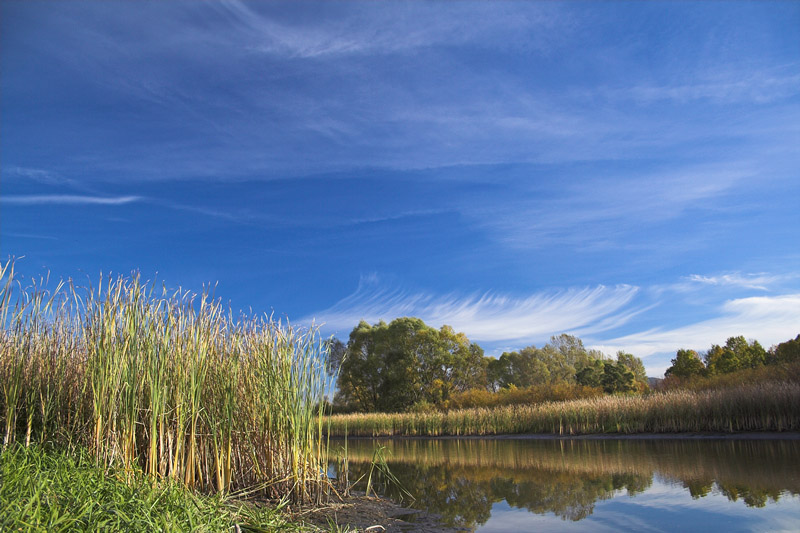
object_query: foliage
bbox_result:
[665,349,706,379]
[0,259,334,503]
[573,354,641,394]
[665,335,797,383]
[659,360,800,392]
[769,334,800,365]
[335,318,486,412]
[0,444,305,532]
[615,351,647,385]
[489,336,647,396]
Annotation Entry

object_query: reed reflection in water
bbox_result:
[333,438,800,531]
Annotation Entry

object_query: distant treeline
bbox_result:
[329,318,646,413]
[664,334,800,381]
[329,317,800,414]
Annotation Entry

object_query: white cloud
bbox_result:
[304,276,639,343]
[685,272,790,291]
[472,161,754,250]
[593,293,800,358]
[622,68,800,105]
[2,195,142,206]
[308,274,800,377]
[5,166,64,184]
[221,0,563,59]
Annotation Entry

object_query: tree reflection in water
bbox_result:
[334,438,800,529]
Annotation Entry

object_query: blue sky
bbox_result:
[2,1,798,376]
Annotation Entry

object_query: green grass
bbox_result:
[0,259,334,503]
[0,444,309,532]
[327,383,800,437]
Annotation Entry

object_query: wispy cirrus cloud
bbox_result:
[5,166,66,185]
[2,195,142,206]
[685,272,793,291]
[307,272,800,377]
[469,160,756,250]
[593,293,800,360]
[219,0,565,59]
[304,275,640,343]
[602,66,800,105]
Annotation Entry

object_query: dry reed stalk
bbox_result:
[0,260,334,502]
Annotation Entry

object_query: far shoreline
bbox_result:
[331,431,800,441]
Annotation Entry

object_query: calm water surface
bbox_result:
[334,437,800,532]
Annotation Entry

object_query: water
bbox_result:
[332,437,800,532]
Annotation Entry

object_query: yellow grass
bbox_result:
[0,260,333,502]
[327,384,800,437]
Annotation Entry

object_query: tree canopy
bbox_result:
[489,335,646,395]
[334,318,486,412]
[664,334,796,380]
[665,349,705,379]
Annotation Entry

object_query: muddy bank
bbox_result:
[335,431,800,441]
[296,491,467,533]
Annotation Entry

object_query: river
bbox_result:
[331,436,800,532]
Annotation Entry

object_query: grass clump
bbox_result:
[0,259,334,503]
[0,444,305,532]
[444,383,603,410]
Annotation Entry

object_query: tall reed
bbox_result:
[0,260,333,502]
[327,384,800,437]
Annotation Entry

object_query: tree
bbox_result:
[575,359,604,388]
[486,357,506,393]
[769,334,800,364]
[665,349,705,379]
[486,344,578,390]
[615,351,648,390]
[704,336,767,375]
[546,334,592,371]
[335,317,486,412]
[723,336,766,369]
[335,320,389,412]
[324,337,347,377]
[601,361,636,394]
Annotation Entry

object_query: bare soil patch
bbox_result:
[296,492,467,533]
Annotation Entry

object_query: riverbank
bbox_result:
[337,431,800,441]
[327,383,800,437]
[298,492,466,533]
[0,443,459,533]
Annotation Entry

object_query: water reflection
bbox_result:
[333,438,800,530]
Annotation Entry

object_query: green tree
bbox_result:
[486,357,506,393]
[769,334,800,364]
[335,317,486,412]
[487,344,578,390]
[704,336,767,375]
[601,361,636,393]
[665,349,705,379]
[546,334,592,371]
[615,351,646,383]
[723,336,766,369]
[575,359,604,388]
[324,337,347,377]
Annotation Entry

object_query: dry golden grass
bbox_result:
[0,260,333,502]
[327,383,800,437]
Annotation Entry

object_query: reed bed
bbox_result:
[0,260,333,502]
[327,383,800,437]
